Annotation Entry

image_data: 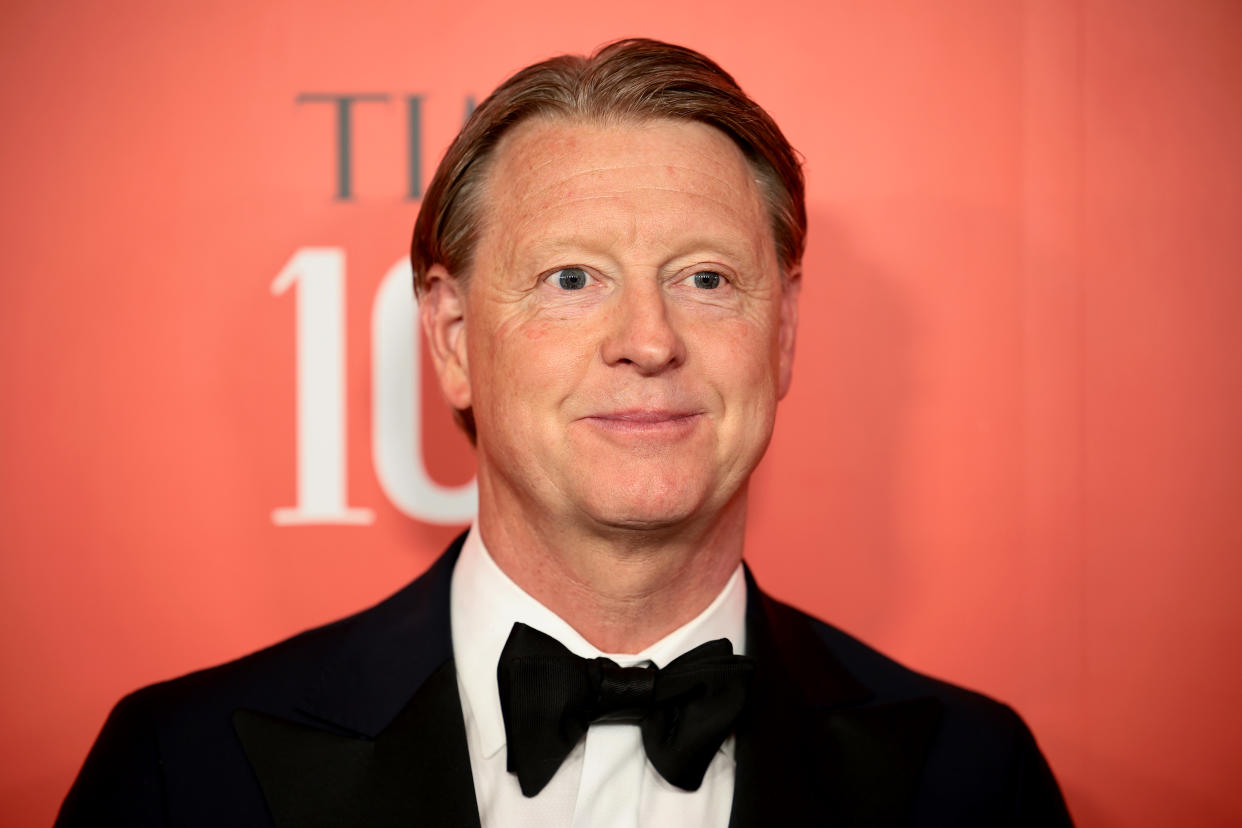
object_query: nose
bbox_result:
[600,278,686,375]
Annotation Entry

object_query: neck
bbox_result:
[476,491,749,653]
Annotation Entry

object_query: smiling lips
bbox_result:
[581,409,704,437]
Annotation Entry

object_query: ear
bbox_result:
[777,265,801,400]
[420,264,472,411]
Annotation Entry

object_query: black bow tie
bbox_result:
[496,621,755,797]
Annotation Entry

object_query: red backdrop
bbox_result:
[3,1,1240,824]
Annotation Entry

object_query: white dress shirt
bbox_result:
[449,525,748,828]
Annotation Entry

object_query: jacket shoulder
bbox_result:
[761,595,1073,825]
[121,538,459,725]
[58,540,462,827]
[802,604,1016,715]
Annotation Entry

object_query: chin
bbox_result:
[574,473,718,534]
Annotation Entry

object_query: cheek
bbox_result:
[700,316,778,381]
[522,322,550,342]
[474,314,598,408]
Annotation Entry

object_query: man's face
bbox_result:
[428,117,798,536]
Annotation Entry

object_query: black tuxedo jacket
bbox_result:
[59,534,1073,826]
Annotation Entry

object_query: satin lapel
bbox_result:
[233,660,480,828]
[729,574,942,828]
[232,534,479,827]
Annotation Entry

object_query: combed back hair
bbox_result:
[409,37,806,297]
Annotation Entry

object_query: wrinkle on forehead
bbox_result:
[518,185,761,231]
[476,116,774,269]
[522,159,762,204]
[496,117,761,198]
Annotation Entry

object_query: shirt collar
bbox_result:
[449,523,748,760]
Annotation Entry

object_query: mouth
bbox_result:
[580,409,705,436]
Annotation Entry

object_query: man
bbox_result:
[59,39,1073,826]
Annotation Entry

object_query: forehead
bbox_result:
[476,116,771,259]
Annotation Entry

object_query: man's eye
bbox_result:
[547,267,589,290]
[691,271,722,289]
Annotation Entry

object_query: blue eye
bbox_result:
[692,271,722,289]
[549,267,588,290]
